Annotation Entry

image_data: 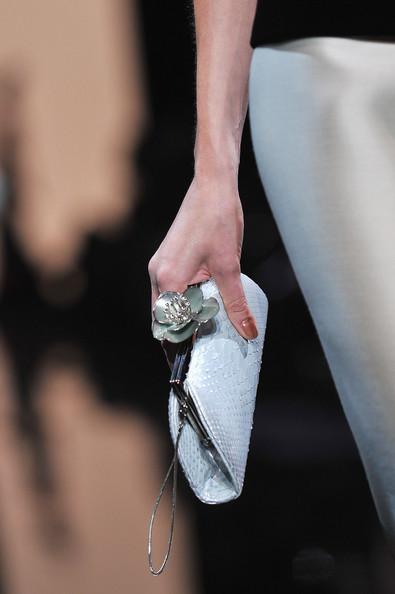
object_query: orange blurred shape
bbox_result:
[0,342,201,594]
[0,0,149,276]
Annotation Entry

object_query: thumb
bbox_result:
[214,271,259,340]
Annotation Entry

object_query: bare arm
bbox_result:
[149,0,259,341]
[193,0,257,178]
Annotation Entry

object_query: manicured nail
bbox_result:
[241,317,258,340]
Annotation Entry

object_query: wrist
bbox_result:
[194,133,241,181]
[192,165,241,203]
[194,158,239,184]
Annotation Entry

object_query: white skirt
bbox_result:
[249,36,395,544]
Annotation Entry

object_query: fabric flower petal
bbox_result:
[165,320,200,343]
[152,319,170,340]
[194,297,220,322]
[184,285,203,314]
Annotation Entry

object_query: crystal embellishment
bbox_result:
[163,294,192,324]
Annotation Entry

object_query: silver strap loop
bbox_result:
[148,412,186,575]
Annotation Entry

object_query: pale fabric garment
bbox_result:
[248,36,395,545]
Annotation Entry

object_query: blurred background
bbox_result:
[0,1,395,593]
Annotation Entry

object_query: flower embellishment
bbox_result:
[152,285,219,343]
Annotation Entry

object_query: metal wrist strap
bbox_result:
[148,410,187,576]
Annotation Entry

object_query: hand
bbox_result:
[148,173,259,341]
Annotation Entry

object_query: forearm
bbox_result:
[192,0,257,178]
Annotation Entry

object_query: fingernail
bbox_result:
[241,317,258,340]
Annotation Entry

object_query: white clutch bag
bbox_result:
[148,273,268,574]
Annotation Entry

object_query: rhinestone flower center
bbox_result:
[164,294,192,325]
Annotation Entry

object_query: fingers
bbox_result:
[148,256,258,340]
[149,274,159,315]
[154,265,189,295]
[148,257,188,314]
[213,269,259,340]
